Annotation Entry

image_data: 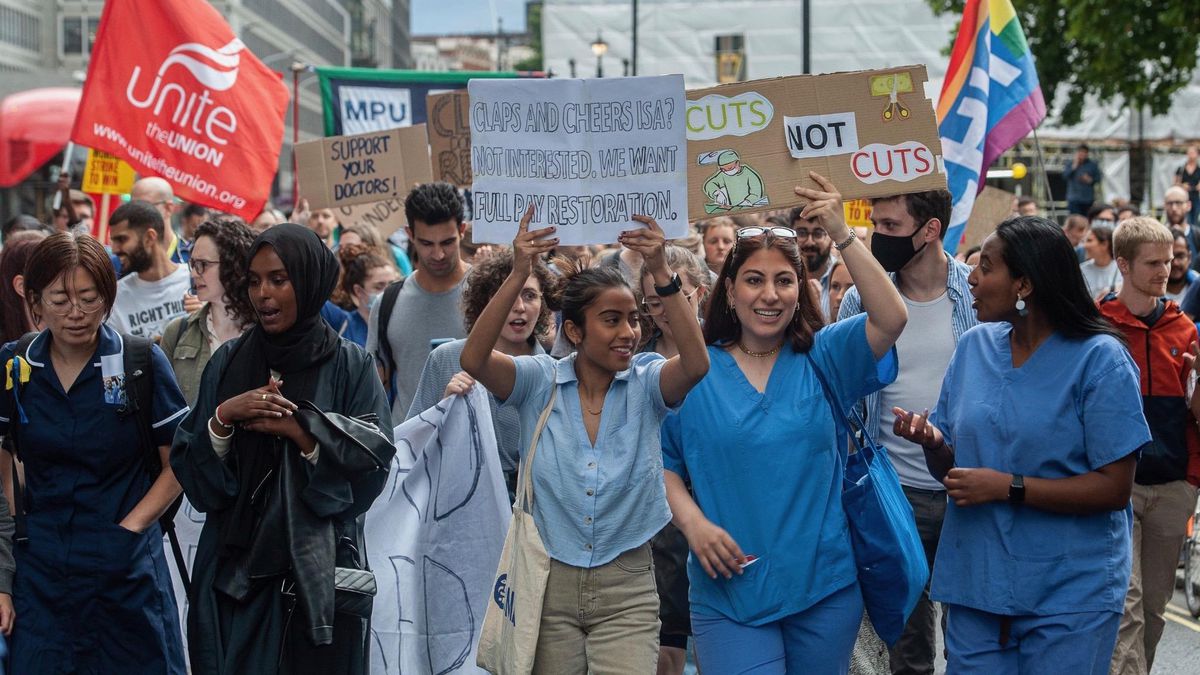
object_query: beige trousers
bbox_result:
[532,543,660,675]
[1111,480,1199,675]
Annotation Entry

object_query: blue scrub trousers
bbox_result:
[945,604,1120,675]
[691,582,863,674]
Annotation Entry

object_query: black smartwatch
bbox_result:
[1008,473,1025,504]
[654,273,683,297]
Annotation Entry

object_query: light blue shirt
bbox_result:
[504,351,674,568]
[662,315,897,625]
[930,323,1151,615]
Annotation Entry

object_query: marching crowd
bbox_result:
[0,158,1197,675]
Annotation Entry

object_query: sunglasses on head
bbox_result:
[736,226,796,239]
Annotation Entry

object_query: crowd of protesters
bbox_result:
[0,155,1196,675]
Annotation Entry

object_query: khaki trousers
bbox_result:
[532,543,660,674]
[1111,480,1199,675]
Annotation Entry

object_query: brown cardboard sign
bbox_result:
[685,65,946,220]
[295,125,434,210]
[961,186,1016,250]
[335,197,407,239]
[426,91,473,187]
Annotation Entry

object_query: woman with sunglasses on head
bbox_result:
[661,173,907,674]
[891,217,1149,674]
[461,207,709,673]
[0,233,190,673]
[161,219,258,405]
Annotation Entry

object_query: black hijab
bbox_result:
[216,223,341,557]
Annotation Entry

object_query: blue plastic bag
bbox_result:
[808,356,929,646]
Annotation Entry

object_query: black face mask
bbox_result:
[871,230,928,273]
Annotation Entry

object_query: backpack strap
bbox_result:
[376,277,405,377]
[5,331,39,544]
[121,334,190,593]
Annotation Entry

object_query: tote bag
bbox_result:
[477,386,557,674]
[808,355,929,646]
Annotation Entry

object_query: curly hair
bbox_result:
[461,249,556,344]
[193,219,257,326]
[335,243,393,308]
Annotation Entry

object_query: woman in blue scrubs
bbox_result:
[661,174,908,674]
[893,216,1151,674]
[0,233,188,673]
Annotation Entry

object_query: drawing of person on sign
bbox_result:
[700,149,768,214]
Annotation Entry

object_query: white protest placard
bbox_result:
[469,76,688,245]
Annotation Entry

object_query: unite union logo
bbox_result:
[124,37,246,166]
[493,573,517,626]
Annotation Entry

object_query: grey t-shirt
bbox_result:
[367,272,468,419]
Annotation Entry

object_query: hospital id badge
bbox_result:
[101,353,126,406]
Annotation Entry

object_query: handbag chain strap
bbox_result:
[516,385,558,512]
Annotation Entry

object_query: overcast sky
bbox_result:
[412,0,528,35]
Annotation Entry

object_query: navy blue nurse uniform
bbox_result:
[0,326,188,674]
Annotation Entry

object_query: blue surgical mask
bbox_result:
[367,291,384,311]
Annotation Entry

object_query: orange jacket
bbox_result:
[1099,296,1200,486]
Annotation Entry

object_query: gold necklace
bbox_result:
[737,342,781,358]
[584,404,604,415]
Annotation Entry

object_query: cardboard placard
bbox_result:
[844,198,873,228]
[469,75,688,245]
[81,149,136,195]
[295,125,434,210]
[685,65,945,221]
[426,90,473,187]
[960,186,1015,250]
[334,197,407,239]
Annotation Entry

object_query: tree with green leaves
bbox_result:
[513,2,543,72]
[928,0,1200,204]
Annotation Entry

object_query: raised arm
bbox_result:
[460,205,558,400]
[796,172,907,358]
[619,215,709,406]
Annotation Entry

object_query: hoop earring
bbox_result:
[1015,295,1028,317]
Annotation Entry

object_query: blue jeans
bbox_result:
[692,582,863,674]
[945,604,1120,675]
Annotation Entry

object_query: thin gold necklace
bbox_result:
[584,404,603,415]
[737,342,781,358]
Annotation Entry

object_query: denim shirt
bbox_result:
[837,255,978,442]
[503,352,675,568]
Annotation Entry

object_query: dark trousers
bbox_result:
[888,485,947,675]
[1068,199,1094,216]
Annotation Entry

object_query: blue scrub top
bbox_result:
[662,314,896,625]
[504,351,675,568]
[930,323,1151,616]
[342,310,369,347]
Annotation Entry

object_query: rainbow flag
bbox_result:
[937,0,1045,253]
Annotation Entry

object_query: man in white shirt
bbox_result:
[106,200,191,339]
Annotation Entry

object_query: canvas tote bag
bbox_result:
[477,385,557,674]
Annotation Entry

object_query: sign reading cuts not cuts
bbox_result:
[469,75,689,246]
[685,65,947,221]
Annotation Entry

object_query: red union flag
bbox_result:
[70,0,288,220]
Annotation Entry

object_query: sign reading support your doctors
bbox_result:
[469,75,689,246]
[294,125,434,210]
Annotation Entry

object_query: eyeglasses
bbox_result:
[737,226,797,240]
[1166,200,1190,207]
[189,257,220,275]
[793,228,828,241]
[641,287,702,315]
[516,289,542,304]
[41,295,105,316]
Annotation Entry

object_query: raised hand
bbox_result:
[794,171,850,241]
[891,406,943,450]
[618,215,668,276]
[511,204,557,277]
[443,371,476,398]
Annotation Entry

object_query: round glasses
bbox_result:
[41,295,105,316]
[189,257,220,275]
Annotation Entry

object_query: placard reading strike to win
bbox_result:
[469,76,689,245]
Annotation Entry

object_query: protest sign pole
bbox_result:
[98,192,111,243]
[53,142,75,210]
[1030,125,1058,222]
[291,62,305,207]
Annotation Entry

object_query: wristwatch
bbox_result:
[654,273,683,297]
[1008,473,1025,504]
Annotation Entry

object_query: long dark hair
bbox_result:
[993,216,1125,344]
[545,254,631,341]
[703,231,824,352]
[194,219,257,326]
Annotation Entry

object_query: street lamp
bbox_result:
[591,33,608,78]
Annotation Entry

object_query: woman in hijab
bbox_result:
[171,223,395,675]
